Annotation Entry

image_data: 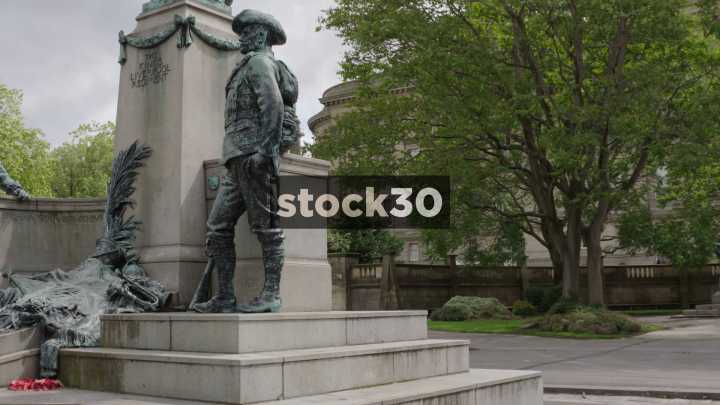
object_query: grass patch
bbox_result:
[618,309,685,316]
[427,320,626,339]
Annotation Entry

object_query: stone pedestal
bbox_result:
[114,0,241,305]
[679,279,720,317]
[59,312,543,405]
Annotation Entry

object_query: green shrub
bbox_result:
[512,300,536,317]
[537,304,643,335]
[540,285,563,312]
[599,312,642,333]
[547,292,581,315]
[430,296,509,321]
[523,286,545,307]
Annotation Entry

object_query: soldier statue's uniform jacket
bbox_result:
[223,50,298,165]
[0,160,24,196]
[209,48,299,246]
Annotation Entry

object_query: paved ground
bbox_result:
[1,390,717,405]
[428,315,720,391]
[0,388,207,404]
[544,393,720,404]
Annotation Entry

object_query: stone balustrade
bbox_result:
[328,252,720,311]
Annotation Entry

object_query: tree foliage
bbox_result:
[329,201,405,263]
[0,80,52,197]
[50,122,115,198]
[312,0,720,302]
[617,138,720,273]
[618,207,719,273]
[419,216,527,269]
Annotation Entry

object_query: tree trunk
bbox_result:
[585,226,605,306]
[541,221,564,285]
[550,247,564,286]
[519,255,530,292]
[561,247,581,297]
[561,206,583,297]
[585,199,613,306]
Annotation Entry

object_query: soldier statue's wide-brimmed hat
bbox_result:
[232,9,287,46]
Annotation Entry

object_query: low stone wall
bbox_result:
[331,253,720,311]
[0,196,106,290]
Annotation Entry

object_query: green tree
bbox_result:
[328,229,352,253]
[618,207,719,273]
[312,0,720,303]
[329,201,405,263]
[51,122,115,198]
[617,137,720,307]
[0,80,52,197]
[420,214,527,270]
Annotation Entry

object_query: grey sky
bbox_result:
[0,0,344,148]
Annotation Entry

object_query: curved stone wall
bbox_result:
[0,195,106,289]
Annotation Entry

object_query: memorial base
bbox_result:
[680,303,720,317]
[0,328,40,387]
[58,311,543,404]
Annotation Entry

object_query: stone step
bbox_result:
[683,309,720,316]
[0,349,40,388]
[0,327,41,387]
[59,339,469,404]
[695,304,720,311]
[0,327,40,357]
[256,369,543,405]
[100,311,427,354]
[0,369,543,405]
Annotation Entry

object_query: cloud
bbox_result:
[0,0,344,147]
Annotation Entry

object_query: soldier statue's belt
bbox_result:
[233,111,258,121]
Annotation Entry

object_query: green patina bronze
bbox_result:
[0,160,29,202]
[208,174,220,190]
[118,13,242,64]
[0,142,172,378]
[190,9,299,314]
[142,0,233,14]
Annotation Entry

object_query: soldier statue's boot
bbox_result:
[193,246,237,313]
[237,244,283,313]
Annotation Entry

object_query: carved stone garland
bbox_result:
[118,14,242,64]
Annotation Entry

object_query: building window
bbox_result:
[656,167,668,198]
[409,243,419,262]
[468,239,477,247]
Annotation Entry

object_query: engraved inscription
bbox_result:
[131,52,171,89]
[0,213,104,224]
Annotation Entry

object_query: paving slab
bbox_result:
[544,393,720,405]
[0,387,208,404]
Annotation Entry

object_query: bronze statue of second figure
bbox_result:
[0,160,30,202]
[193,9,299,314]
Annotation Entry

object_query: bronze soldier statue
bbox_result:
[0,160,29,202]
[193,10,298,314]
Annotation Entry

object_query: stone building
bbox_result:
[309,81,670,267]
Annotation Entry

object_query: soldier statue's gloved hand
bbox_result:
[13,188,30,202]
[242,152,271,174]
